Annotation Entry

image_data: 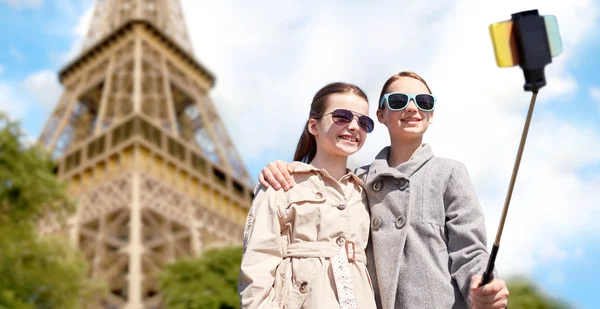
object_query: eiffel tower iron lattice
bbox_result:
[37,1,254,308]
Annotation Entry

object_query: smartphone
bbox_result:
[489,15,563,68]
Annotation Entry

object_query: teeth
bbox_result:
[340,136,357,142]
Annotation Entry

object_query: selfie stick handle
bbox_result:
[482,91,538,285]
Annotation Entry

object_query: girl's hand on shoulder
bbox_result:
[258,160,298,191]
[469,274,509,309]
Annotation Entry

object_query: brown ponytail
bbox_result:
[293,121,318,163]
[293,82,368,163]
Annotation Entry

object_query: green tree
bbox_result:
[160,246,243,309]
[0,112,73,224]
[0,112,106,309]
[506,277,572,309]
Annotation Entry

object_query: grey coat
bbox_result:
[355,144,494,309]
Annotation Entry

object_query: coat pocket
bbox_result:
[282,184,328,236]
[286,183,327,207]
[418,180,448,253]
[419,178,446,227]
[273,259,291,307]
[283,258,321,309]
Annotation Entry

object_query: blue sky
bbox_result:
[1,0,599,308]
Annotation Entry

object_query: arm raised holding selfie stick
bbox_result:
[482,9,563,285]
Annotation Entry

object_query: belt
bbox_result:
[283,240,361,309]
[283,240,366,263]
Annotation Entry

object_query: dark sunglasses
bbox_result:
[379,92,437,112]
[318,109,374,133]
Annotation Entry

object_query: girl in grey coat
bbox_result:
[257,72,510,309]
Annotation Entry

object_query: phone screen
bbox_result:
[489,20,519,67]
[489,15,562,68]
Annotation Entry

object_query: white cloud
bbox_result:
[22,70,62,109]
[591,87,600,100]
[573,247,585,259]
[590,86,600,114]
[181,0,600,279]
[0,81,29,118]
[59,5,94,64]
[0,2,94,141]
[9,44,25,62]
[0,70,61,123]
[1,0,42,9]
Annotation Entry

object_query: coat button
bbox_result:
[336,236,346,246]
[299,281,309,293]
[315,191,323,199]
[395,215,406,229]
[373,180,383,192]
[398,178,409,191]
[372,217,382,230]
[337,201,346,210]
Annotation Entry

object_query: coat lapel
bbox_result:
[364,144,435,309]
[366,144,435,187]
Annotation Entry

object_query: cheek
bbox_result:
[380,111,393,124]
[387,113,402,124]
[359,132,368,145]
[323,125,341,141]
[317,121,333,135]
[422,111,433,122]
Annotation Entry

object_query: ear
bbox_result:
[376,109,386,124]
[307,118,319,136]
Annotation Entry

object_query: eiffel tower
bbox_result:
[37,1,253,308]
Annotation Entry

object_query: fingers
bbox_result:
[472,290,508,304]
[258,161,297,191]
[274,160,294,190]
[470,295,508,309]
[261,164,281,190]
[470,277,509,309]
[258,170,269,188]
[471,275,504,295]
[478,279,507,295]
[470,298,508,309]
[471,275,482,290]
[260,161,294,191]
[269,161,291,191]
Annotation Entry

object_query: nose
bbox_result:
[347,117,360,131]
[406,99,418,112]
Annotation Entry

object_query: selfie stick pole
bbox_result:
[481,9,562,285]
[481,91,537,285]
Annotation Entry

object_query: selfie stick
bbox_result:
[482,9,563,285]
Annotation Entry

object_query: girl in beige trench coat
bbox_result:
[238,82,378,309]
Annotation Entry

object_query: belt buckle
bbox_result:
[345,240,356,263]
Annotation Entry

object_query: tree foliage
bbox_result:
[0,112,106,309]
[159,246,243,309]
[0,112,73,224]
[506,277,572,309]
[0,225,106,309]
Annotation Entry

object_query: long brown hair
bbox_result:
[378,71,433,109]
[293,82,368,163]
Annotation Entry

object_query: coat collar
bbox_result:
[293,162,365,187]
[365,143,435,186]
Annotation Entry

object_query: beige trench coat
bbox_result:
[238,163,376,309]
